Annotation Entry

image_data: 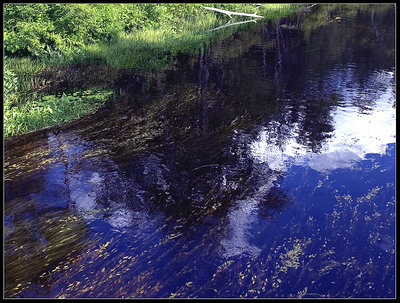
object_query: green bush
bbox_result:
[4,4,205,59]
[4,4,301,60]
[4,4,150,58]
[3,4,302,138]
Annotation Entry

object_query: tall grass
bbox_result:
[4,57,46,107]
[70,10,218,69]
[4,4,302,138]
[70,4,301,70]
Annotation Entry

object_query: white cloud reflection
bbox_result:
[47,133,154,234]
[251,70,395,173]
[221,199,262,258]
[221,69,395,259]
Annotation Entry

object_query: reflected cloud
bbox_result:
[300,150,360,171]
[221,199,262,258]
[106,207,133,230]
[223,68,395,258]
[220,162,283,258]
[43,132,160,235]
[251,70,395,173]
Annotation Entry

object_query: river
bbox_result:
[4,4,395,298]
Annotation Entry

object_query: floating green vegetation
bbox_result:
[4,87,115,138]
[4,56,116,138]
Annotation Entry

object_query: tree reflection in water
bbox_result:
[4,4,395,298]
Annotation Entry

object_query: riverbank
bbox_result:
[4,4,302,138]
[4,3,395,298]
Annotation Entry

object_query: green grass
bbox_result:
[4,4,302,138]
[70,11,220,69]
[4,57,46,107]
[69,4,302,70]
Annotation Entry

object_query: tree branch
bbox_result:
[204,6,264,19]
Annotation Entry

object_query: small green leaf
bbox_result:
[61,92,69,102]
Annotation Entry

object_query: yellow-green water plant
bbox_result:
[4,89,115,138]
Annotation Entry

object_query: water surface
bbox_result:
[4,4,395,298]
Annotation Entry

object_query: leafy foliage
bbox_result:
[3,4,207,59]
[4,88,114,138]
[5,4,139,58]
[3,4,302,138]
[4,4,300,61]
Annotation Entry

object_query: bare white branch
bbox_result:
[204,6,264,19]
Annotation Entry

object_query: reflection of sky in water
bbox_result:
[221,199,263,258]
[4,6,395,298]
[44,133,156,235]
[251,69,395,173]
[221,162,278,258]
[222,68,395,258]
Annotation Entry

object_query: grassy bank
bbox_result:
[4,4,302,138]
[70,4,301,69]
[4,57,115,137]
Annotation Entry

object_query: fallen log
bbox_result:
[204,6,264,19]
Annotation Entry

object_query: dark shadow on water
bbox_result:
[4,4,395,298]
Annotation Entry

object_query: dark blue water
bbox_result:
[4,4,395,298]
